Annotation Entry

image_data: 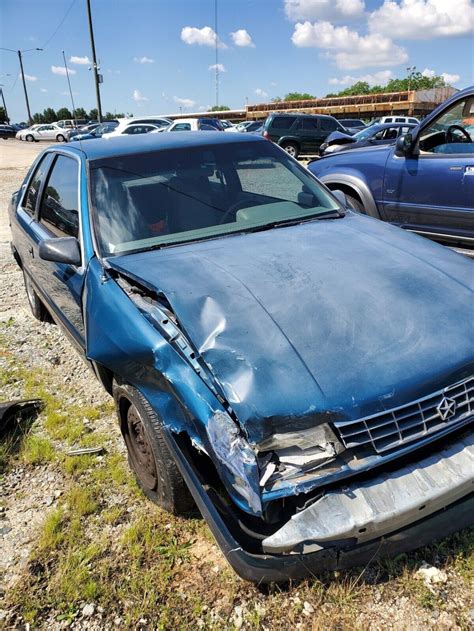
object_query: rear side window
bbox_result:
[395,118,405,123]
[39,155,79,238]
[270,116,297,130]
[320,118,338,132]
[384,117,393,123]
[409,118,418,124]
[303,118,319,130]
[171,123,191,131]
[23,154,53,217]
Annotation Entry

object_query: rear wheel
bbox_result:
[22,269,47,321]
[56,134,66,142]
[281,141,299,158]
[113,381,195,515]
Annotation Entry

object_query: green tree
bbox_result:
[88,108,98,120]
[0,106,8,122]
[324,72,448,98]
[56,107,72,120]
[209,105,230,111]
[284,92,315,101]
[74,107,88,119]
[42,107,57,123]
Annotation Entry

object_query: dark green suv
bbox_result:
[263,113,347,158]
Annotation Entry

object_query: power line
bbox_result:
[41,0,77,49]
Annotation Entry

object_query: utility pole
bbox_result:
[18,50,33,124]
[1,48,42,124]
[0,87,9,122]
[215,0,219,109]
[86,0,103,122]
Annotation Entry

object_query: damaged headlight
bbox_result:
[257,424,345,487]
[206,411,262,516]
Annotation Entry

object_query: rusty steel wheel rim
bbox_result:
[125,405,157,490]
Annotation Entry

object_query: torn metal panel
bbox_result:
[262,431,474,554]
[107,213,474,446]
[83,258,262,515]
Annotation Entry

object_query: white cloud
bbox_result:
[22,73,38,82]
[369,0,474,39]
[51,65,76,76]
[230,29,255,47]
[134,56,154,64]
[284,0,365,21]
[174,96,196,108]
[40,88,48,93]
[421,68,436,78]
[133,89,149,103]
[69,55,90,65]
[209,63,226,72]
[329,70,394,86]
[255,88,268,98]
[291,21,408,69]
[181,26,227,48]
[441,72,460,84]
[422,68,461,84]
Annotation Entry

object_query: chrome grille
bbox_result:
[334,377,474,454]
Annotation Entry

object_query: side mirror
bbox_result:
[331,189,348,208]
[39,237,81,266]
[395,132,413,157]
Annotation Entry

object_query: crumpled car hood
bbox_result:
[324,130,355,145]
[109,213,474,445]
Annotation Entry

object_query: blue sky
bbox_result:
[1,0,473,122]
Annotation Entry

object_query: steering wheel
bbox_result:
[218,199,251,224]
[446,124,472,143]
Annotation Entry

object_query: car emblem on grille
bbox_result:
[436,397,457,421]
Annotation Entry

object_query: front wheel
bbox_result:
[280,141,299,158]
[25,134,35,142]
[345,194,365,214]
[113,381,195,515]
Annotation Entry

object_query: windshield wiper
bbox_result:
[243,209,343,234]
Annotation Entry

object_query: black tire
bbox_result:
[56,134,66,142]
[280,141,299,158]
[22,269,47,321]
[345,194,365,214]
[25,134,35,142]
[113,380,195,515]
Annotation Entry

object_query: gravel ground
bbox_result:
[0,140,472,630]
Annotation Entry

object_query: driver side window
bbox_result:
[419,98,474,155]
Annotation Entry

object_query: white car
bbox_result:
[104,117,172,137]
[163,118,219,132]
[104,123,161,137]
[17,124,68,142]
[369,115,420,126]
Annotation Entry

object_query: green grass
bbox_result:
[20,434,56,465]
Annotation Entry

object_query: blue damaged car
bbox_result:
[8,132,474,583]
[309,86,474,253]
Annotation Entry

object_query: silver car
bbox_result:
[17,124,67,143]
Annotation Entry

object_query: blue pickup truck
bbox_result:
[309,86,474,250]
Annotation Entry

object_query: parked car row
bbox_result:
[8,86,473,582]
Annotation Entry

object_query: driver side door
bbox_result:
[382,97,474,246]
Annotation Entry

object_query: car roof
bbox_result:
[269,112,335,119]
[45,130,266,161]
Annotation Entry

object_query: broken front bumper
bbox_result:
[166,428,474,583]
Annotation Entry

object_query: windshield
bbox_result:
[354,126,381,140]
[90,140,341,256]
